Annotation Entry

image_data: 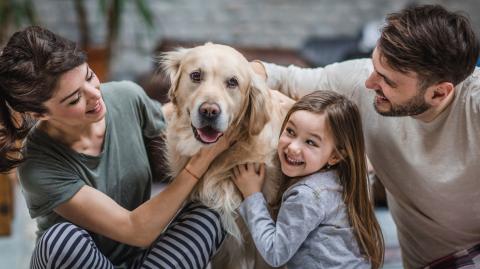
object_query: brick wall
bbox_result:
[32,0,480,80]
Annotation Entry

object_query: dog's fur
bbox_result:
[161,43,294,268]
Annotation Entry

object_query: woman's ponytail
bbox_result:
[0,95,35,173]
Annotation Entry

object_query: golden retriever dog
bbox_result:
[161,43,294,269]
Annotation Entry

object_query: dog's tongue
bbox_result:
[197,126,223,143]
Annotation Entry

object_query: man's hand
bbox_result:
[232,163,266,199]
[250,61,267,81]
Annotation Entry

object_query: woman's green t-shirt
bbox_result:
[18,81,166,267]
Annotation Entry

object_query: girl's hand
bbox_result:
[232,163,266,199]
[186,135,233,180]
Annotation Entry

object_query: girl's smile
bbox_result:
[284,155,305,166]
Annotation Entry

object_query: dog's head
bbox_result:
[161,43,270,149]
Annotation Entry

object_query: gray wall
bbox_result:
[31,0,480,80]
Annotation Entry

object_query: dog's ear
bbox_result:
[158,48,189,105]
[245,73,271,136]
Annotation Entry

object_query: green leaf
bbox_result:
[24,0,37,25]
[0,1,10,26]
[4,0,36,27]
[112,0,125,39]
[12,2,23,26]
[98,0,107,15]
[134,0,154,29]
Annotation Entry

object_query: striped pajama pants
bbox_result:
[30,203,226,269]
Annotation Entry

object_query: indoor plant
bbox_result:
[74,0,154,80]
[0,0,37,45]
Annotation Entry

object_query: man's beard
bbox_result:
[373,91,431,117]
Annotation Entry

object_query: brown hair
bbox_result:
[0,26,86,173]
[274,91,384,269]
[378,4,479,89]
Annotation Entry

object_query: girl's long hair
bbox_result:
[273,90,384,269]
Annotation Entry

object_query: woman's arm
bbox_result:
[55,136,230,248]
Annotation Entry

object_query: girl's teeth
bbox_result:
[286,156,304,165]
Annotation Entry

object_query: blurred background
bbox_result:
[1,0,479,268]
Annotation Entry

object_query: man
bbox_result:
[253,4,480,269]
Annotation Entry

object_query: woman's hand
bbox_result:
[185,134,232,180]
[232,163,266,199]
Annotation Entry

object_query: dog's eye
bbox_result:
[226,77,238,88]
[190,71,202,83]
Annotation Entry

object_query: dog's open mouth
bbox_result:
[192,125,224,144]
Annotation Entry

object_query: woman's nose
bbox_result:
[83,89,100,109]
[85,84,101,100]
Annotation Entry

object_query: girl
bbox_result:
[232,90,384,269]
[0,26,230,269]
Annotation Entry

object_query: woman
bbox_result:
[0,26,229,269]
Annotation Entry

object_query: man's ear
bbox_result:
[425,81,454,106]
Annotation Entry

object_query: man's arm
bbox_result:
[252,59,371,101]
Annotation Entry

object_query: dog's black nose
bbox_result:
[199,102,221,120]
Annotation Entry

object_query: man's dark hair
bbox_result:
[378,4,479,88]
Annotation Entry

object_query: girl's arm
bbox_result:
[232,163,326,267]
[55,136,230,248]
